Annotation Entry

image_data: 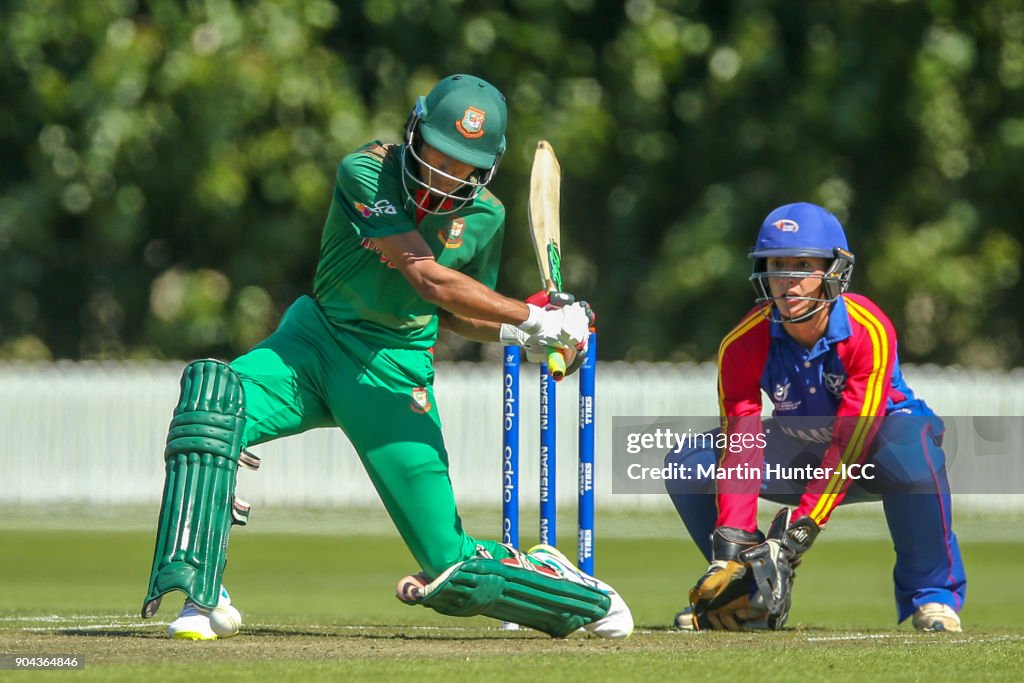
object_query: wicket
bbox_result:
[502,332,596,574]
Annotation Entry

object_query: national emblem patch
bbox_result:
[439,218,465,248]
[455,106,486,139]
[823,372,847,396]
[410,387,432,414]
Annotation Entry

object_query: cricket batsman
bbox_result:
[140,74,632,640]
[664,202,966,632]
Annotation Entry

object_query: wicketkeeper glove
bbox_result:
[687,526,764,631]
[738,508,820,630]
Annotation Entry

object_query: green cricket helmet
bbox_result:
[402,74,508,215]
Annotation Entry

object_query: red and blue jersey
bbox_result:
[715,293,933,529]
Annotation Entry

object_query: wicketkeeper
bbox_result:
[140,74,632,640]
[664,203,966,633]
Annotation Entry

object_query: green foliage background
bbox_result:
[3,0,1023,365]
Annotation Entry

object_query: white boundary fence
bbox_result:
[1,361,1022,511]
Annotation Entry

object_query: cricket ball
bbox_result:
[209,604,242,638]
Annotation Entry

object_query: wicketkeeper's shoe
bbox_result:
[168,585,242,640]
[673,603,769,631]
[526,544,634,639]
[912,602,962,633]
[673,605,698,631]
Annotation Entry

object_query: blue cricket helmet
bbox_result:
[749,202,856,322]
[750,202,849,258]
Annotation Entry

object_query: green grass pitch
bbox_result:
[1,506,1021,682]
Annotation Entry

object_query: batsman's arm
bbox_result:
[437,310,587,381]
[436,309,553,367]
[373,231,531,325]
[437,309,502,343]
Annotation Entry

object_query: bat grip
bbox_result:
[543,289,570,380]
[547,347,567,380]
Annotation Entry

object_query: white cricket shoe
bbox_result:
[672,603,768,632]
[168,585,241,640]
[673,605,698,631]
[526,544,634,639]
[912,602,961,633]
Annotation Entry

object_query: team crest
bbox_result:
[439,218,465,248]
[772,219,800,233]
[410,387,432,414]
[773,382,791,402]
[823,372,847,396]
[455,106,486,139]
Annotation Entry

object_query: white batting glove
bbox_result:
[518,303,590,352]
[500,325,583,369]
[498,324,549,363]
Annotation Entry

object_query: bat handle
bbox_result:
[547,347,567,380]
[543,289,571,380]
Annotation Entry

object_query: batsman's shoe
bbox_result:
[168,585,241,640]
[396,573,430,604]
[912,603,962,633]
[526,544,634,639]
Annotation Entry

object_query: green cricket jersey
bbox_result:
[312,141,505,349]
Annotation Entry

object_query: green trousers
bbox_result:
[231,296,507,577]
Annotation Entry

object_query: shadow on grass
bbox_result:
[244,626,544,641]
[53,629,165,638]
[50,625,544,642]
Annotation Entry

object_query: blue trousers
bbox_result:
[664,414,967,622]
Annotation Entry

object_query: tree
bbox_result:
[2,0,1022,366]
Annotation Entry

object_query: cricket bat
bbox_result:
[528,140,569,380]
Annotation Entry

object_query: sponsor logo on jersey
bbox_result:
[410,387,432,414]
[439,217,465,248]
[773,382,791,402]
[354,199,398,218]
[772,219,800,233]
[823,372,847,396]
[455,106,486,139]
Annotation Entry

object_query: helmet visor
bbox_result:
[749,249,854,323]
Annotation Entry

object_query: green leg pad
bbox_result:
[142,360,246,617]
[416,558,611,637]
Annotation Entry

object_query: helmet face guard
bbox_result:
[400,100,502,216]
[749,247,855,323]
[400,75,507,216]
